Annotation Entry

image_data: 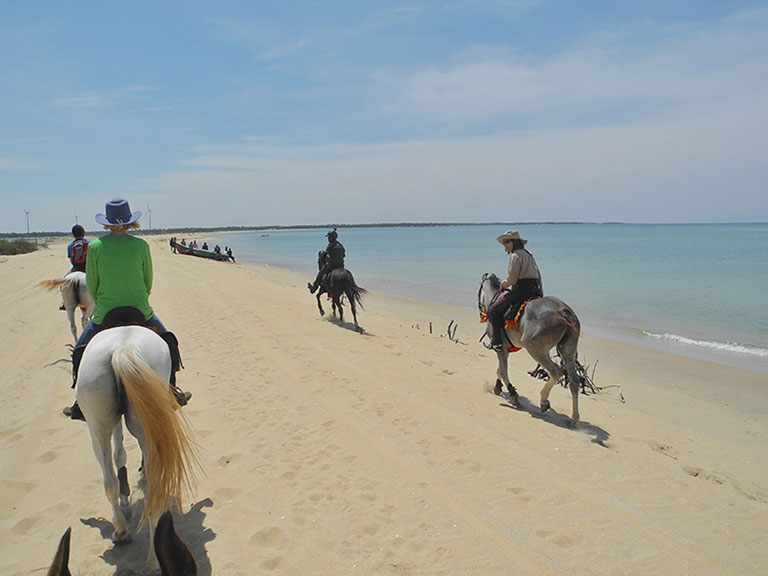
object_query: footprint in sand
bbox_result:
[249,526,290,570]
[36,450,57,463]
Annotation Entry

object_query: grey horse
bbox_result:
[478,273,582,424]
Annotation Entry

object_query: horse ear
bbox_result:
[155,511,197,576]
[47,527,72,576]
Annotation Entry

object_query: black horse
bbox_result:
[314,251,367,332]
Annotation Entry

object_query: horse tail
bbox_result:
[345,274,367,309]
[111,346,198,528]
[37,278,65,291]
[556,307,581,358]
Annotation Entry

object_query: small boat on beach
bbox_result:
[173,241,231,262]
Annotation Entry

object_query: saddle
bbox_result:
[72,307,184,392]
[503,296,541,331]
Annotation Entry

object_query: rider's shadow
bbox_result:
[82,497,215,575]
[500,393,611,448]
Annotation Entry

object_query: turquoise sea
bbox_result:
[211,224,768,374]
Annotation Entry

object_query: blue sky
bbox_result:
[1,1,767,232]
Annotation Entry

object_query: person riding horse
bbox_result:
[485,230,543,352]
[308,228,346,294]
[63,198,190,421]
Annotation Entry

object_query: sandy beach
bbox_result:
[3,236,767,575]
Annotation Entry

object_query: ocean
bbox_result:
[210,223,768,374]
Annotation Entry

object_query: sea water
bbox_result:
[211,223,768,374]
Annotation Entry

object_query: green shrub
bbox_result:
[0,239,38,255]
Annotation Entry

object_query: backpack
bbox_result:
[71,239,88,264]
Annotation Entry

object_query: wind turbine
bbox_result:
[146,201,153,231]
[21,205,30,235]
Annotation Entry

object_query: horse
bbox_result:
[37,271,95,341]
[46,511,196,576]
[75,325,199,573]
[314,251,367,333]
[478,273,583,424]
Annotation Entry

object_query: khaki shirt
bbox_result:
[507,249,541,286]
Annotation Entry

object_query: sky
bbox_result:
[1,1,767,233]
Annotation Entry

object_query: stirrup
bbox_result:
[63,402,86,421]
[483,341,504,352]
[171,386,191,407]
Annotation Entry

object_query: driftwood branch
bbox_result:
[528,357,625,403]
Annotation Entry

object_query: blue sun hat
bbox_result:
[95,198,142,226]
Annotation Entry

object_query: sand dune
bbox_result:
[2,237,766,575]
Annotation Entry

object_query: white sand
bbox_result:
[3,237,767,575]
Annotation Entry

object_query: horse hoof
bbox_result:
[112,530,131,544]
[494,380,503,396]
[319,310,325,316]
[540,400,550,413]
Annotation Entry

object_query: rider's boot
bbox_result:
[308,281,317,294]
[484,321,505,352]
[160,331,191,407]
[63,345,87,421]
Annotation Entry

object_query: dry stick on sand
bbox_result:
[529,357,625,402]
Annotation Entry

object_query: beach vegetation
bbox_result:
[0,239,37,255]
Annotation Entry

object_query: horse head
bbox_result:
[478,273,502,317]
[317,250,328,270]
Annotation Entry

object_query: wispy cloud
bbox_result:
[255,38,308,61]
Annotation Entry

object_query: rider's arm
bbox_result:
[85,241,99,300]
[502,253,522,290]
[143,241,154,294]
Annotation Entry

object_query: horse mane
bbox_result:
[486,273,501,290]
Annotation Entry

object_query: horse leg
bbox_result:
[66,306,77,341]
[495,350,520,405]
[112,423,130,507]
[526,347,565,416]
[346,288,361,332]
[316,292,325,316]
[335,295,344,323]
[87,427,131,543]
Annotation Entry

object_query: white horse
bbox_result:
[38,271,95,341]
[478,273,583,424]
[76,326,199,573]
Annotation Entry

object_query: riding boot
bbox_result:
[71,345,86,389]
[308,281,317,294]
[63,401,86,421]
[159,331,191,407]
[485,320,505,352]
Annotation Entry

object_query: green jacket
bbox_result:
[86,233,154,324]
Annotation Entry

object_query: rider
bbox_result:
[63,198,189,421]
[485,230,543,352]
[60,225,90,310]
[308,228,345,294]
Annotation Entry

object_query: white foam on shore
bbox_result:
[642,331,768,358]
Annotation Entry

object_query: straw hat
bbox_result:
[496,230,527,245]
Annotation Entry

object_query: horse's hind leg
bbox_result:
[563,357,580,424]
[112,423,130,507]
[347,290,361,332]
[66,307,77,341]
[526,347,564,415]
[88,428,131,543]
[316,293,325,316]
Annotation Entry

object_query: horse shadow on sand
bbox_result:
[82,497,215,575]
[498,391,611,448]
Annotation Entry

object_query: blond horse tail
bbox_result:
[111,346,198,528]
[37,278,65,291]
